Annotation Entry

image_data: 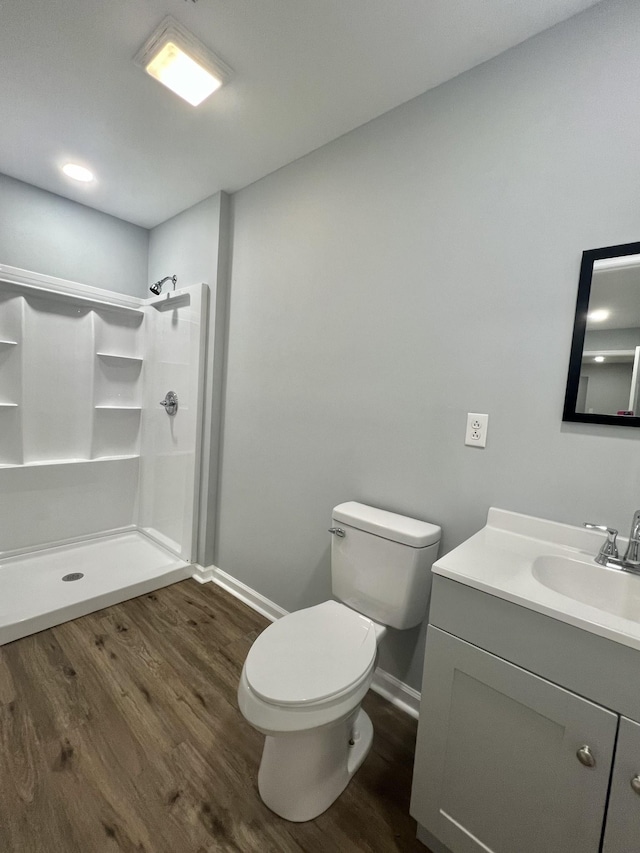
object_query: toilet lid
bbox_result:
[245,601,377,706]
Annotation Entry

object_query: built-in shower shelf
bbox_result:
[22,457,89,467]
[3,280,144,315]
[94,405,142,410]
[150,292,190,311]
[0,340,18,347]
[96,352,143,364]
[90,454,140,462]
[0,455,140,470]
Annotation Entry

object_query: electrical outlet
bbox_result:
[465,413,488,448]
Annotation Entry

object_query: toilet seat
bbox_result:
[244,601,377,707]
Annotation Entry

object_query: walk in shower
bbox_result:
[0,265,207,644]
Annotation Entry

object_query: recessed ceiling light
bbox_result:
[594,356,605,363]
[134,16,232,107]
[62,163,94,182]
[588,309,610,322]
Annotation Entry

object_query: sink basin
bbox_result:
[431,507,640,652]
[532,554,640,622]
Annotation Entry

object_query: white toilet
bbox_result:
[237,501,441,822]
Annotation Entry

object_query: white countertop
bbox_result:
[432,507,640,652]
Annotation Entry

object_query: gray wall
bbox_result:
[584,328,640,351]
[148,194,223,291]
[216,0,640,691]
[582,362,634,415]
[581,327,640,414]
[0,173,148,296]
[148,193,231,567]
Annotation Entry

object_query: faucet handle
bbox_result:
[583,523,619,563]
[584,523,618,535]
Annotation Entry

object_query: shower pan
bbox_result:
[0,265,208,644]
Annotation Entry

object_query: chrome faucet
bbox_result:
[583,523,619,565]
[623,510,640,565]
[584,511,640,574]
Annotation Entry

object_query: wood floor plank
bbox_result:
[0,648,16,705]
[54,617,190,760]
[0,579,429,852]
[138,583,269,651]
[1,631,91,741]
[0,698,85,853]
[39,727,155,853]
[137,738,305,853]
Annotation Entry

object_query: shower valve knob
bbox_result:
[160,391,178,415]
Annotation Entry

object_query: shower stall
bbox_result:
[0,264,208,644]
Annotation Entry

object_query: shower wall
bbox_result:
[139,285,207,561]
[0,269,206,559]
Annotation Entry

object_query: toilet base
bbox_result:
[257,707,374,822]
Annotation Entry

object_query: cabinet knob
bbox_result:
[577,745,596,768]
[631,776,640,795]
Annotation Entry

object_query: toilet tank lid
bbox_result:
[332,502,441,548]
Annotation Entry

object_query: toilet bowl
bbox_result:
[238,600,385,822]
[237,501,441,823]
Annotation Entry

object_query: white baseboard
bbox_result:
[192,564,288,622]
[370,668,420,719]
[193,564,421,719]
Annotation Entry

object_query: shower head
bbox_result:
[150,274,177,295]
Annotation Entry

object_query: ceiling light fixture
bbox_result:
[594,356,605,363]
[134,16,232,107]
[588,309,610,323]
[62,163,94,182]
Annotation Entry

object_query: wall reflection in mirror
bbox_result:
[564,241,640,427]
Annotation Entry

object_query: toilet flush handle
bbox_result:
[328,527,345,538]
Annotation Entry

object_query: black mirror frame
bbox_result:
[563,240,640,428]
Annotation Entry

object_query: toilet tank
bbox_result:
[331,502,441,630]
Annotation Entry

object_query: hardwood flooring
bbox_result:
[0,579,428,852]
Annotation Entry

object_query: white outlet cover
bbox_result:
[465,412,488,448]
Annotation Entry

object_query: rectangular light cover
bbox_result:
[134,16,232,108]
[145,42,222,106]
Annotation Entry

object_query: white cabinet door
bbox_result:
[603,716,640,852]
[410,627,618,853]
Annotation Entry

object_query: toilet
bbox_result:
[237,501,441,822]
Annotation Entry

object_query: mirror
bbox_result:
[564,241,640,427]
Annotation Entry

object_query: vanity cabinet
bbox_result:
[411,627,617,853]
[411,578,640,853]
[603,718,640,853]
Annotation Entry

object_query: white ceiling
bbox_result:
[0,0,602,228]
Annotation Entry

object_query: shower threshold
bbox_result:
[0,530,190,645]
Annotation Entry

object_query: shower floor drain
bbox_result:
[62,573,84,582]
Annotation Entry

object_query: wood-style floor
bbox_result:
[0,579,429,852]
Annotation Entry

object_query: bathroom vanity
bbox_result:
[410,508,640,853]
